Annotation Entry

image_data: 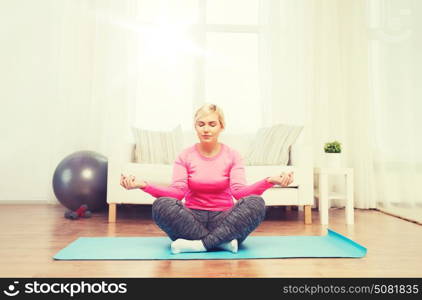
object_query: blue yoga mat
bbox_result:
[53,229,366,260]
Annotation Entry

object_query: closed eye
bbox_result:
[197,122,217,127]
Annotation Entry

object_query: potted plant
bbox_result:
[324,141,342,168]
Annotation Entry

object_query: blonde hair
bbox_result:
[194,103,226,129]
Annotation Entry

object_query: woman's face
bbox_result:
[195,112,224,144]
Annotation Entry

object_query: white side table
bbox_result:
[314,167,354,225]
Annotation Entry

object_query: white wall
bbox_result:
[0,0,105,203]
[1,1,58,202]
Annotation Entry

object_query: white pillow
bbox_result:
[245,124,303,166]
[131,125,182,164]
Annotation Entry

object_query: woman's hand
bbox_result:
[267,172,294,187]
[120,174,147,190]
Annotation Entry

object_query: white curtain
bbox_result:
[368,0,422,223]
[265,0,421,221]
[54,0,271,153]
[261,0,377,209]
[312,0,378,210]
[52,0,133,165]
[55,0,375,210]
[53,0,421,222]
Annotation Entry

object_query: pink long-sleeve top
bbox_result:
[141,143,275,211]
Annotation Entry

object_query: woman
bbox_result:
[121,104,293,254]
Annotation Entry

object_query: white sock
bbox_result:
[171,239,207,254]
[217,239,238,253]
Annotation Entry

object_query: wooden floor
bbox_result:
[0,204,421,278]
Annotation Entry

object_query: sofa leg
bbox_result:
[108,203,117,223]
[304,205,312,224]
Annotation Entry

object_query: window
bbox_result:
[132,0,263,133]
[205,32,260,133]
[206,0,259,25]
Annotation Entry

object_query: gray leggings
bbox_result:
[151,195,266,250]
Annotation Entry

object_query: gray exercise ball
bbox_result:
[52,151,108,212]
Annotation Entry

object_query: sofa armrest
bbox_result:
[287,126,314,205]
[108,142,134,165]
[289,125,312,167]
[297,166,314,205]
[107,162,172,204]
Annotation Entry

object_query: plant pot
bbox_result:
[325,152,342,168]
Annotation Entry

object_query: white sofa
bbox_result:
[106,128,314,223]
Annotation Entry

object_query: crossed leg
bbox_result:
[151,197,209,241]
[152,195,266,254]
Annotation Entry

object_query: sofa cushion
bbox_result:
[132,125,182,164]
[245,124,303,166]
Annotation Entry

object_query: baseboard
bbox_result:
[378,207,422,225]
[0,200,55,205]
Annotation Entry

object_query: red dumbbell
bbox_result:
[64,204,92,220]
